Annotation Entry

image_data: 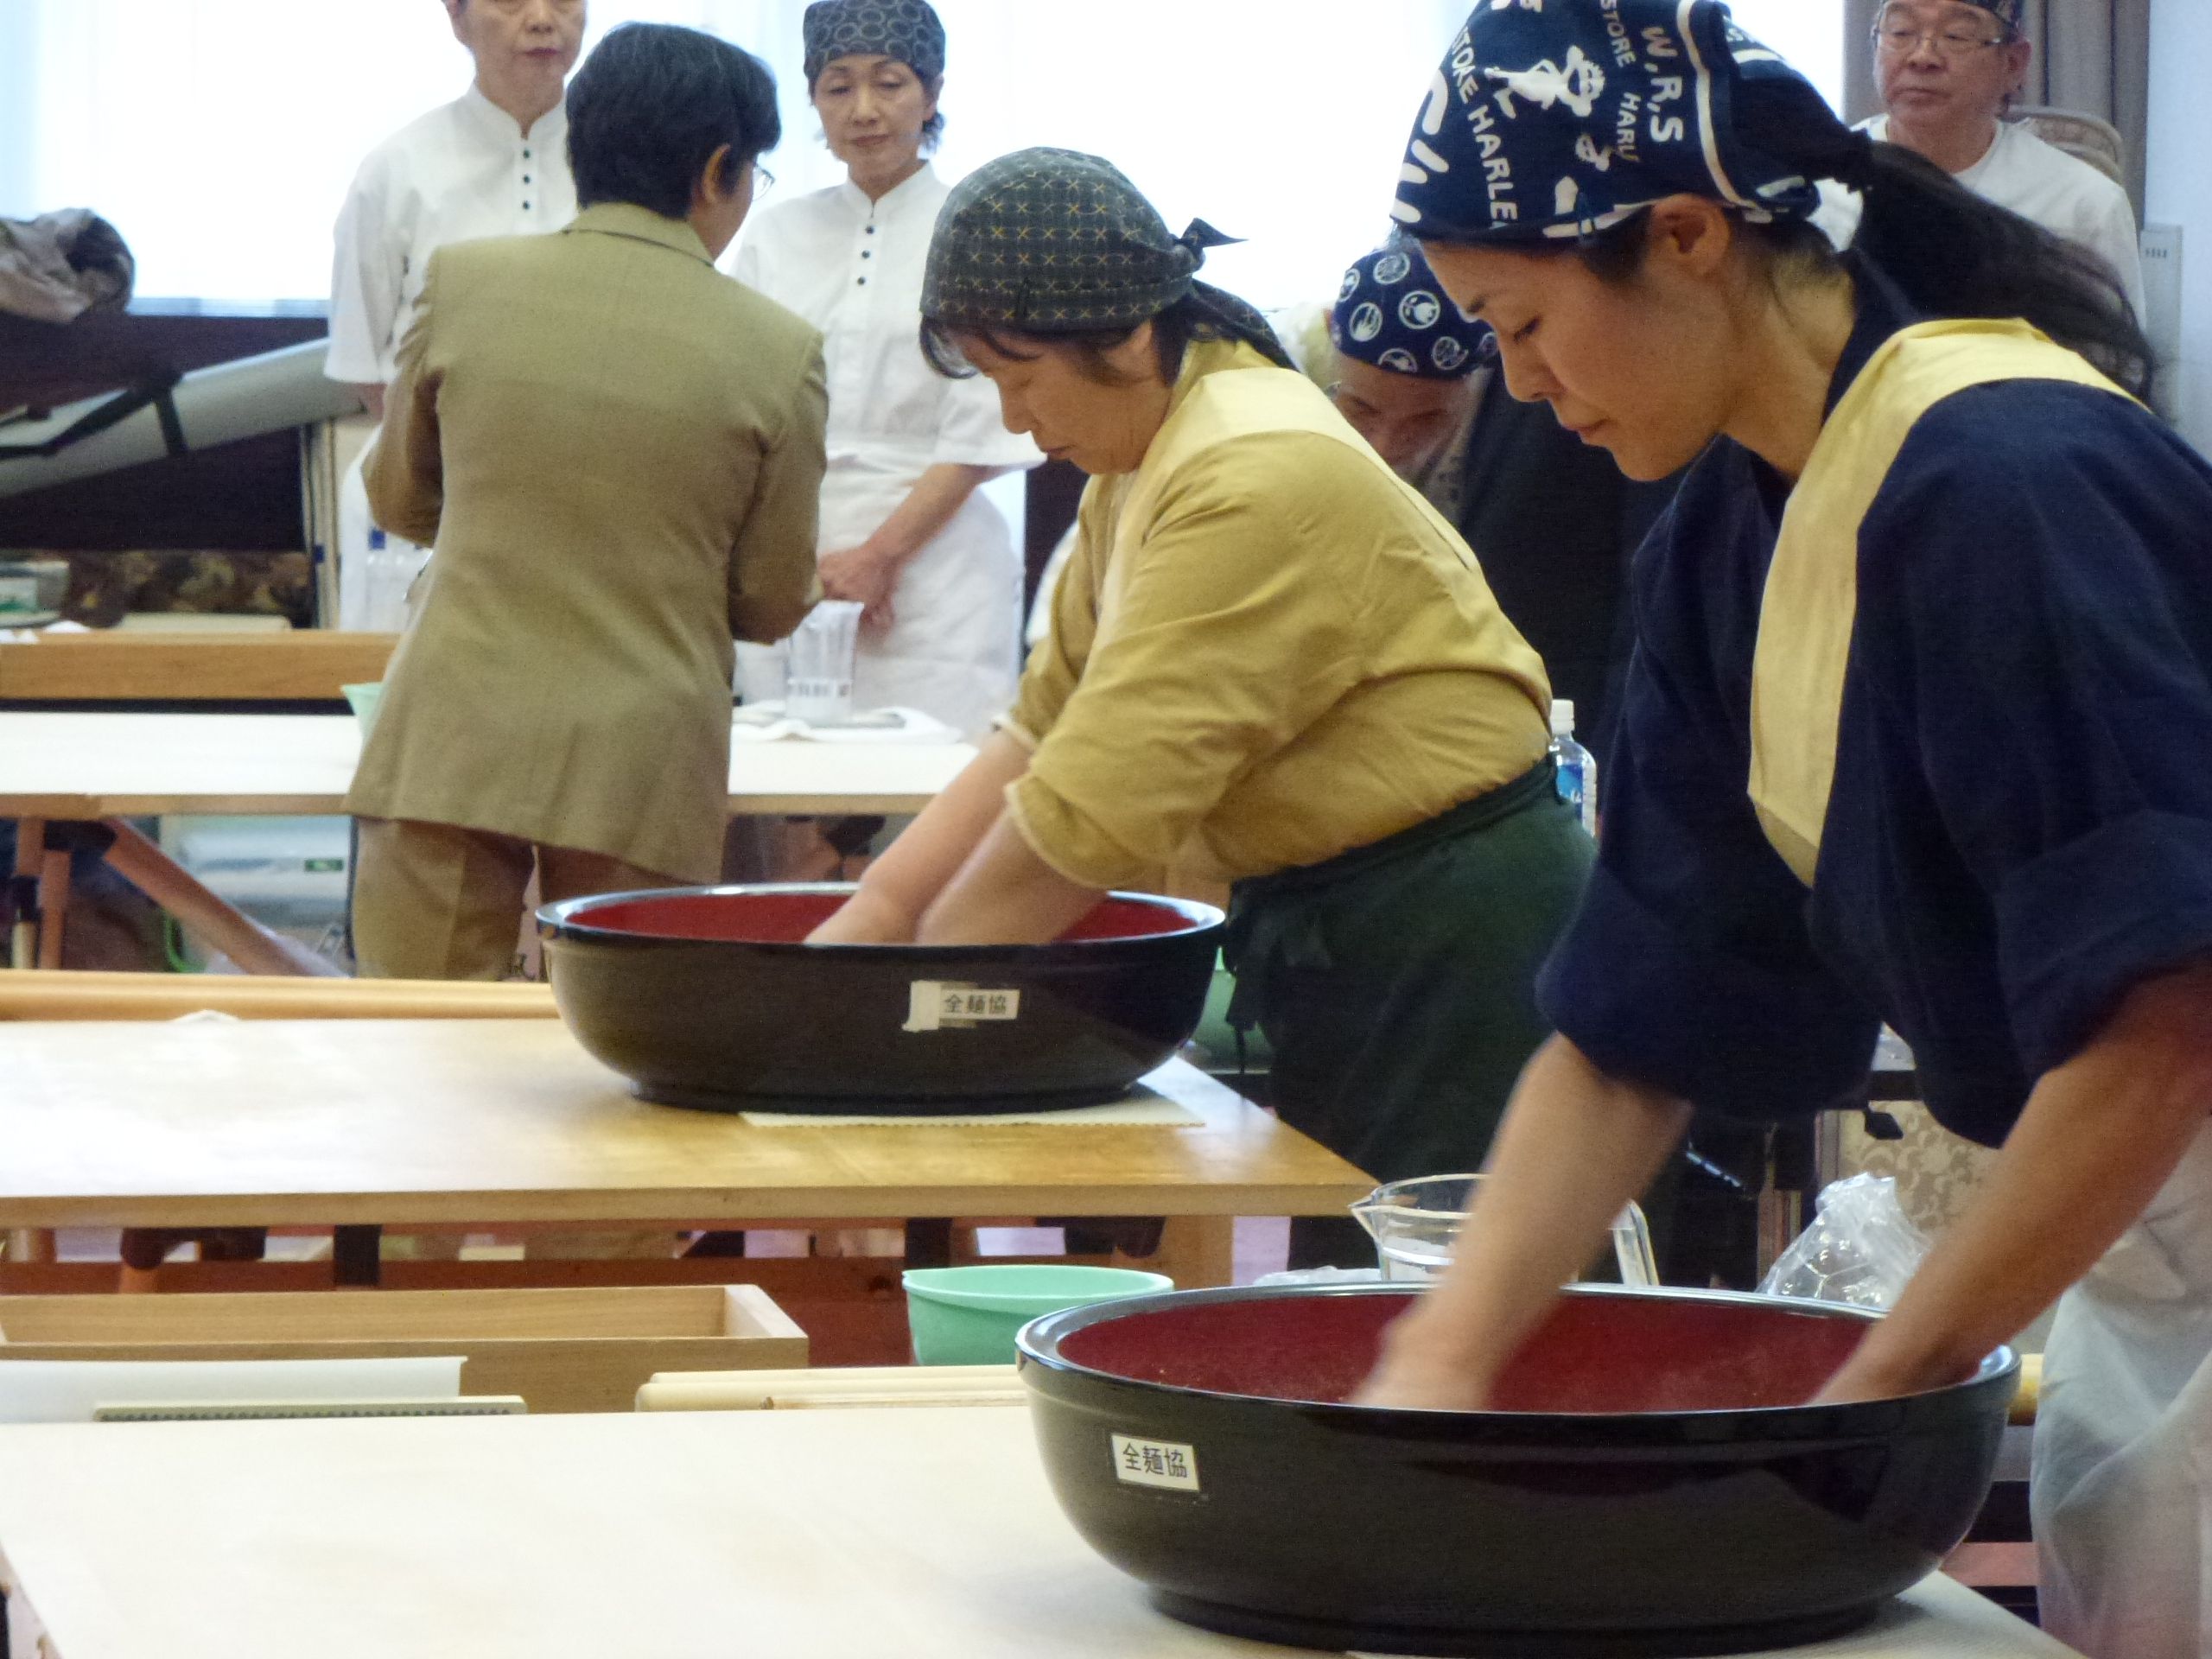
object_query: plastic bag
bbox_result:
[1758,1173,1931,1311]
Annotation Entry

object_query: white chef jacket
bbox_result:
[731,164,1040,739]
[327,84,576,384]
[1815,115,2145,321]
[326,84,576,627]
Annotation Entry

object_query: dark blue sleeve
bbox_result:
[1859,382,2212,1079]
[1538,469,1882,1119]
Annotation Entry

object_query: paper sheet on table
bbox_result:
[741,1090,1203,1128]
[0,1356,464,1424]
[730,703,959,745]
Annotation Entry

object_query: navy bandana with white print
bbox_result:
[1393,0,1847,244]
[1331,244,1492,379]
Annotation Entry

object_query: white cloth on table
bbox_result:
[1815,116,2145,321]
[730,165,1040,740]
[326,85,576,627]
[2033,1119,2212,1659]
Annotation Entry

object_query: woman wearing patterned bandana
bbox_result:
[811,148,1603,1268]
[732,0,1039,741]
[1360,6,2212,1652]
[1321,243,1492,507]
[1319,239,1674,760]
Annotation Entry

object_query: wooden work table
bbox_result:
[0,1019,1367,1286]
[0,710,976,817]
[0,1406,2078,1659]
[0,709,975,970]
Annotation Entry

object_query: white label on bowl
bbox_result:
[902,982,1020,1033]
[1109,1433,1200,1493]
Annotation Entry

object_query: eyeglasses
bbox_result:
[753,163,776,196]
[1872,13,2013,58]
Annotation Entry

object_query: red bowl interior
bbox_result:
[559,890,1211,945]
[1052,1292,1873,1414]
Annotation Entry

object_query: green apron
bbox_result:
[1224,762,1593,1267]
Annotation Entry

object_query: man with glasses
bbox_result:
[1821,0,2145,319]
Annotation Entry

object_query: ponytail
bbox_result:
[1847,140,2153,399]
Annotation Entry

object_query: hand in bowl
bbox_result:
[1811,1328,1967,1406]
[806,887,918,945]
[1353,1312,1498,1411]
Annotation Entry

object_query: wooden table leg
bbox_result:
[35,849,70,969]
[100,817,338,977]
[903,1219,955,1268]
[8,817,45,970]
[3,816,57,1246]
[1141,1216,1236,1288]
[332,1225,384,1287]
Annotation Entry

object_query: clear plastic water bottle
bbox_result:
[364,529,400,632]
[1549,699,1599,836]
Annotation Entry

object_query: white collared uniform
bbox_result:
[326,86,577,626]
[1817,115,2145,320]
[732,165,1040,739]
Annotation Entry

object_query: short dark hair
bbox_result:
[567,23,780,219]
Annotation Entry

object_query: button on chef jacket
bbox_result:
[327,85,578,385]
[732,164,1041,737]
[1538,267,2212,1150]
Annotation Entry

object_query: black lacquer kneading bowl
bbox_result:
[1017,1284,2017,1657]
[537,883,1223,1114]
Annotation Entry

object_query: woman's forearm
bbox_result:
[917,811,1103,946]
[868,463,1003,566]
[808,731,1032,942]
[1821,964,2212,1402]
[1362,1037,1692,1408]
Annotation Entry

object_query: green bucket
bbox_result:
[341,681,385,741]
[902,1264,1173,1366]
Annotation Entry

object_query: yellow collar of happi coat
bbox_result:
[1747,318,2135,887]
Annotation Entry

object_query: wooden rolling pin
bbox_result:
[0,969,559,1023]
[2010,1352,2043,1427]
[637,1366,1025,1413]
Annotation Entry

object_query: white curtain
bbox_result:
[1,0,1480,308]
[0,1,1850,309]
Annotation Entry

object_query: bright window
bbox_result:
[2,1,1845,308]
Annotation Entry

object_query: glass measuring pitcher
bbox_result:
[1350,1173,1659,1287]
[785,600,865,724]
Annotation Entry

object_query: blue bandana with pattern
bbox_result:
[1331,245,1492,380]
[1394,1,1851,244]
[803,0,945,84]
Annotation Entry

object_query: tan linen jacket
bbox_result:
[346,202,826,881]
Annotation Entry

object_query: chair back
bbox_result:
[2011,106,2126,187]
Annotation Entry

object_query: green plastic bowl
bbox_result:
[903,1265,1173,1366]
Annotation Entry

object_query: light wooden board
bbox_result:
[0,1020,1370,1229]
[0,1286,807,1415]
[0,1406,2076,1659]
[0,632,398,702]
[0,711,975,817]
[0,969,558,1022]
